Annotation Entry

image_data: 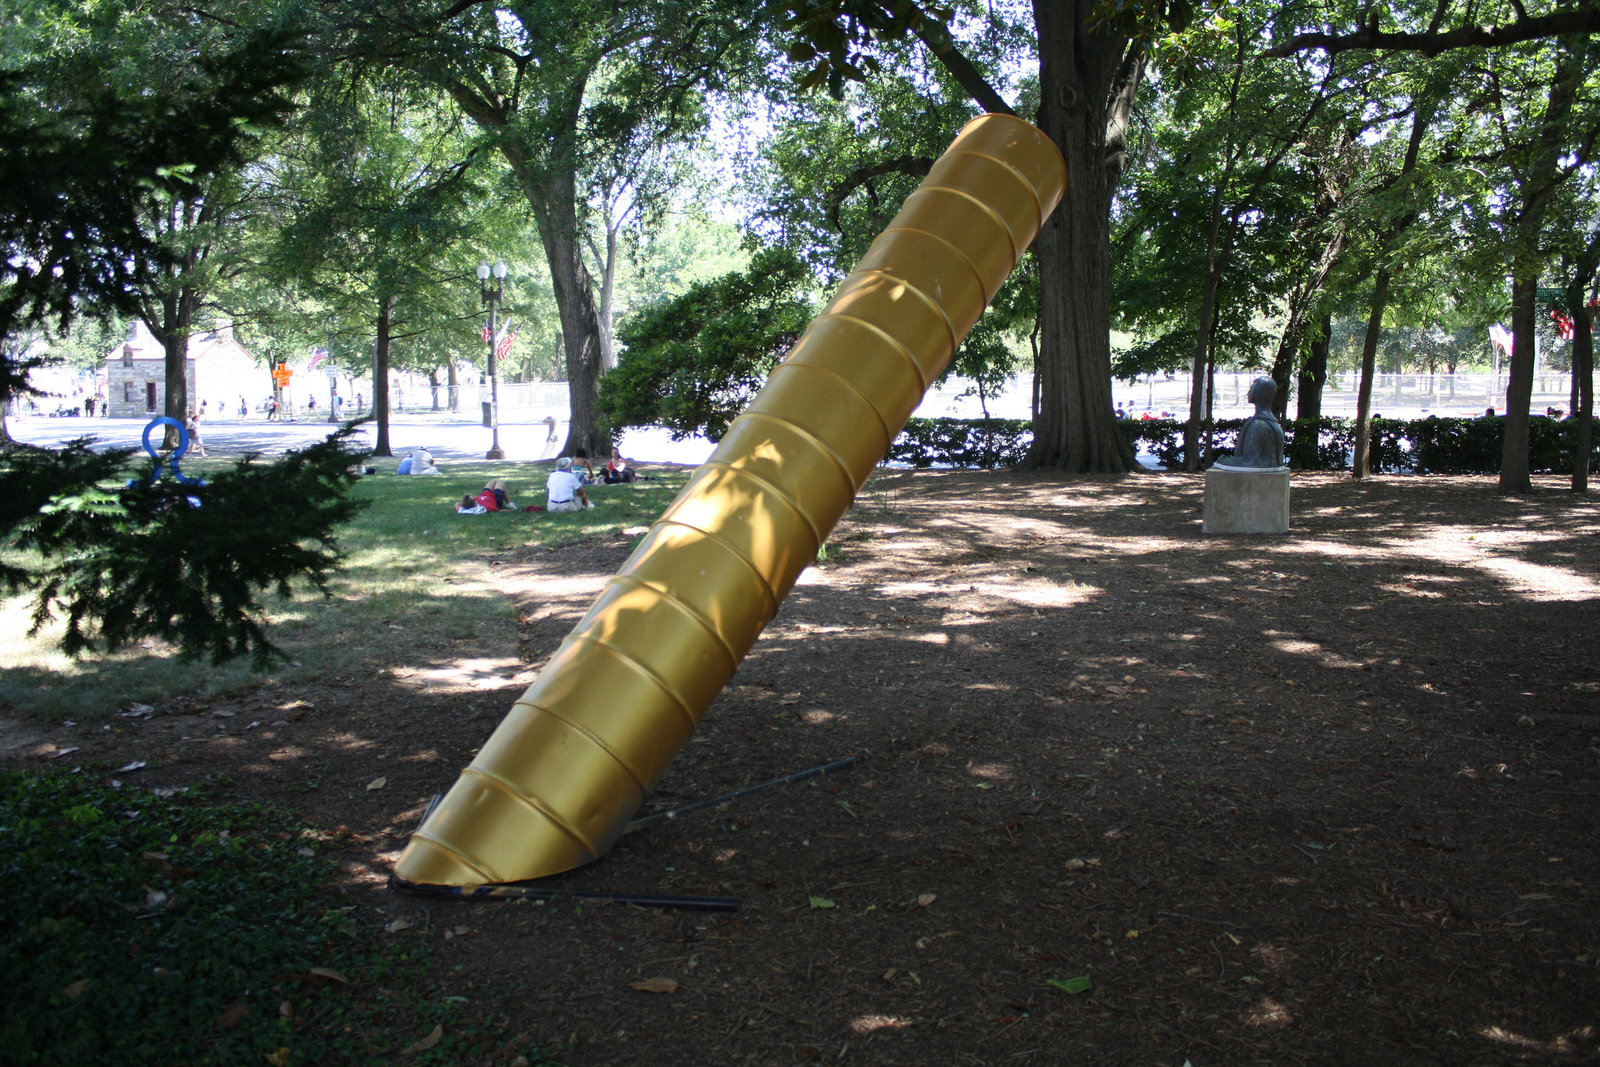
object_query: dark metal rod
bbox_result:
[625,755,859,833]
[391,876,740,912]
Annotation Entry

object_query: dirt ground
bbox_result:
[7,470,1600,1066]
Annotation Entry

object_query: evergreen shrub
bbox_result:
[885,415,1598,473]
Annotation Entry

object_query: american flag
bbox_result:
[1488,324,1513,355]
[308,347,328,370]
[495,323,518,360]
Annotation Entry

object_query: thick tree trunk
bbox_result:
[1499,275,1538,491]
[1500,45,1581,492]
[149,284,196,450]
[1572,299,1593,493]
[1183,262,1225,471]
[373,295,395,457]
[532,171,609,459]
[1352,269,1391,479]
[1023,0,1138,472]
[450,83,611,461]
[1268,324,1300,422]
[1290,313,1331,469]
[597,222,619,372]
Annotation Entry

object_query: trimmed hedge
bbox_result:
[887,414,1599,474]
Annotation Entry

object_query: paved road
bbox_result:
[7,411,714,468]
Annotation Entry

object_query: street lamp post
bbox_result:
[478,259,508,460]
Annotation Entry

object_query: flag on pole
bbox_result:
[481,321,491,344]
[1489,324,1513,355]
[308,348,328,371]
[495,323,518,361]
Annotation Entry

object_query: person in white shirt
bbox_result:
[546,456,592,512]
[409,446,441,475]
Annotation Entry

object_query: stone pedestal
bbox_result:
[1203,464,1290,535]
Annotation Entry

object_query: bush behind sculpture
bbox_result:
[887,415,1598,473]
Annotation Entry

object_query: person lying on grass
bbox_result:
[480,480,514,510]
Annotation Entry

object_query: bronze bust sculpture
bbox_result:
[1228,376,1286,468]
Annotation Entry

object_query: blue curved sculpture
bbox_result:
[139,417,204,487]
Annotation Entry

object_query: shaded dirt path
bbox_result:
[9,471,1600,1065]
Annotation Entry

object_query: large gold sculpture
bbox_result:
[395,114,1067,886]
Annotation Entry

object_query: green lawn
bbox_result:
[0,459,689,724]
[0,455,690,1067]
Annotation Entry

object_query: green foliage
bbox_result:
[888,416,1033,468]
[770,0,957,97]
[0,439,135,592]
[0,773,342,1065]
[0,771,550,1066]
[0,459,691,724]
[881,414,1599,473]
[602,247,816,440]
[257,72,495,382]
[0,2,307,339]
[1121,414,1599,474]
[1,429,370,669]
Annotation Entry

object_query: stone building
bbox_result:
[103,322,264,419]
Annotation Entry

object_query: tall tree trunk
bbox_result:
[1291,313,1331,468]
[1500,275,1540,490]
[1574,307,1594,494]
[1500,44,1584,491]
[446,359,460,412]
[530,168,608,459]
[1350,101,1434,481]
[149,283,197,450]
[451,86,611,459]
[1023,0,1139,472]
[1268,320,1302,421]
[1272,218,1349,421]
[1570,294,1594,493]
[1352,269,1391,479]
[373,294,395,457]
[1184,242,1229,471]
[592,218,621,372]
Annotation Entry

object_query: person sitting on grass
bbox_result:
[456,493,486,515]
[572,448,598,485]
[408,446,441,475]
[546,457,592,513]
[603,448,636,484]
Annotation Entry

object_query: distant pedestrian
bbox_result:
[185,411,206,457]
[239,396,248,418]
[308,395,316,413]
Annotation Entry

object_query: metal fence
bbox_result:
[337,370,1580,425]
[1111,371,1579,420]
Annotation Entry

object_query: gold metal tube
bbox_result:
[396,114,1067,886]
